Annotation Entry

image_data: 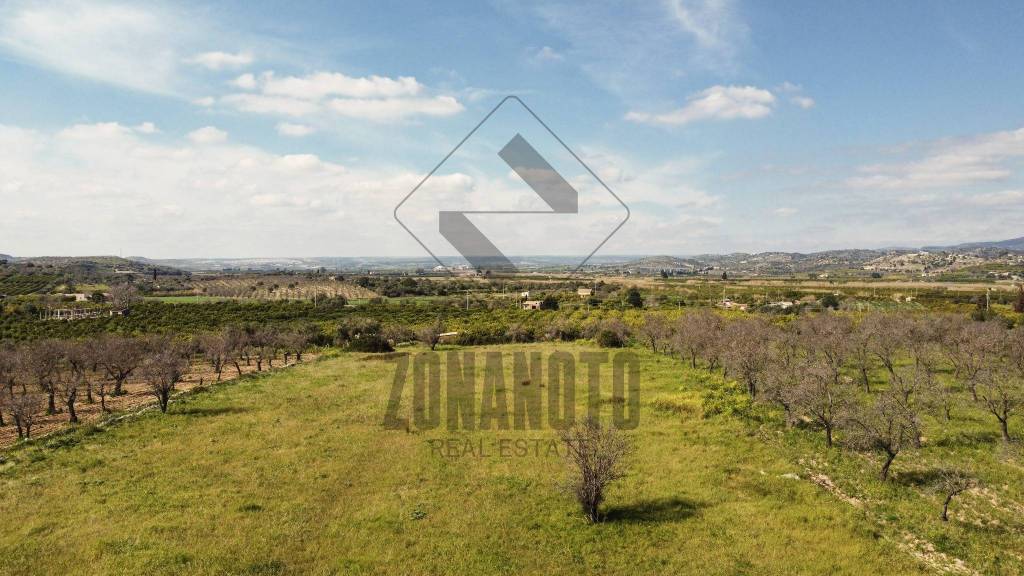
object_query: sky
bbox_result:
[1,0,1023,258]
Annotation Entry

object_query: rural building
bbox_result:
[577,288,593,298]
[520,291,530,299]
[717,299,748,312]
[522,300,542,310]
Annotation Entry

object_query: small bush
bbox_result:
[347,334,394,353]
[596,329,625,348]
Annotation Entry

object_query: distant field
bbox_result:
[1,344,978,575]
[143,295,235,304]
[190,275,377,301]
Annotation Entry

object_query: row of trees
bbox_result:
[649,310,1023,481]
[0,324,319,440]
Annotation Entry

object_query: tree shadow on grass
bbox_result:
[932,429,1001,448]
[603,497,705,524]
[893,468,945,488]
[173,406,251,417]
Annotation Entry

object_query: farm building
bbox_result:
[577,288,593,298]
[522,300,542,310]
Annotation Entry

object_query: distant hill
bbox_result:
[926,236,1024,252]
[0,254,13,261]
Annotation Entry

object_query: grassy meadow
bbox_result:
[0,343,1016,575]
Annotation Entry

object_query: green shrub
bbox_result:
[596,329,625,348]
[346,334,394,353]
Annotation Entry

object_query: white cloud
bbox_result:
[327,96,463,121]
[220,70,463,122]
[192,96,216,107]
[626,85,776,126]
[0,0,189,95]
[276,122,314,137]
[963,189,1024,206]
[135,122,159,134]
[221,93,321,117]
[773,207,798,217]
[791,96,815,109]
[533,46,564,62]
[260,71,422,100]
[0,120,426,257]
[847,127,1024,190]
[232,73,257,89]
[188,50,253,70]
[187,126,227,144]
[666,0,746,58]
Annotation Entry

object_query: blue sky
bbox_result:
[1,0,1023,258]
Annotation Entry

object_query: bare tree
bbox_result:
[942,318,1004,401]
[559,417,631,523]
[280,329,312,364]
[199,331,230,381]
[638,313,672,353]
[975,365,1023,443]
[59,341,92,424]
[861,313,909,379]
[9,391,43,439]
[795,312,853,386]
[0,342,15,427]
[417,317,445,351]
[96,335,145,398]
[17,339,63,415]
[141,347,187,413]
[721,317,779,398]
[790,357,852,447]
[844,390,918,480]
[672,310,723,369]
[849,319,877,392]
[936,469,976,522]
[109,283,140,311]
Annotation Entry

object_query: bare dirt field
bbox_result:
[0,354,315,450]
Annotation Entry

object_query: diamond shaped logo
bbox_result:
[394,96,629,273]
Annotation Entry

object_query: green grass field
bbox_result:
[1,343,1017,575]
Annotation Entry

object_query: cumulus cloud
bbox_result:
[846,127,1024,190]
[275,122,314,137]
[188,50,253,70]
[626,85,776,126]
[0,121,428,257]
[218,70,463,122]
[187,126,227,144]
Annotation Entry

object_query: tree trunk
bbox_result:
[159,391,170,413]
[1000,417,1011,443]
[942,494,953,521]
[46,390,56,414]
[234,361,243,376]
[880,451,896,481]
[825,424,833,448]
[66,394,78,424]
